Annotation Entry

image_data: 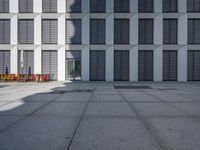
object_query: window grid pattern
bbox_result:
[188,19,200,44]
[19,0,33,13]
[90,0,105,13]
[0,0,9,13]
[163,0,178,13]
[0,19,10,44]
[188,0,200,12]
[42,0,57,13]
[114,0,130,13]
[138,0,154,13]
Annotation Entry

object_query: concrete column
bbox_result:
[106,14,114,45]
[10,46,18,74]
[154,0,162,13]
[154,46,163,81]
[82,47,90,81]
[58,46,66,81]
[130,14,138,45]
[11,15,18,45]
[58,0,66,13]
[178,0,187,13]
[82,15,90,45]
[34,15,41,45]
[178,47,187,81]
[34,46,42,74]
[106,0,114,13]
[106,47,114,81]
[33,0,42,13]
[10,0,18,13]
[130,0,138,13]
[130,46,138,81]
[154,14,163,45]
[82,0,89,13]
[58,14,66,45]
[178,14,188,45]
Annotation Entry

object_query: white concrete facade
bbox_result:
[0,0,200,81]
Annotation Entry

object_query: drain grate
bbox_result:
[49,89,94,94]
[114,85,152,89]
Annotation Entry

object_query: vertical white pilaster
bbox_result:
[106,46,114,81]
[82,15,90,45]
[58,14,66,45]
[82,0,89,13]
[10,46,18,74]
[82,47,90,81]
[58,46,66,81]
[34,46,42,74]
[130,14,138,45]
[178,0,187,13]
[10,0,18,13]
[34,15,41,45]
[178,14,188,45]
[130,0,138,13]
[154,46,163,81]
[58,0,66,13]
[154,14,163,45]
[106,0,114,13]
[130,46,138,81]
[106,14,114,45]
[11,15,18,45]
[33,0,42,13]
[154,0,162,13]
[178,47,187,81]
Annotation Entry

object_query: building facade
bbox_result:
[0,0,200,81]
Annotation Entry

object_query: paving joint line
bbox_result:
[117,90,167,150]
[0,94,64,134]
[66,90,95,150]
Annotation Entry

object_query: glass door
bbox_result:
[67,59,81,81]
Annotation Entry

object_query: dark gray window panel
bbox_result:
[90,0,105,13]
[163,50,177,81]
[114,0,129,13]
[188,50,200,81]
[188,0,200,12]
[66,19,82,44]
[18,50,34,74]
[139,19,154,44]
[0,19,10,44]
[42,0,57,13]
[90,19,105,44]
[19,0,33,13]
[42,50,58,80]
[90,50,106,81]
[138,0,154,13]
[188,19,200,44]
[138,50,153,81]
[0,0,9,13]
[163,0,177,13]
[18,19,34,44]
[114,19,130,44]
[42,19,58,44]
[114,50,129,81]
[66,0,81,13]
[66,50,81,60]
[163,19,178,44]
[0,50,10,74]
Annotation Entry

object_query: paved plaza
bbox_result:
[0,82,200,150]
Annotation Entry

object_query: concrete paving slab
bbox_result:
[22,93,60,102]
[172,103,200,116]
[147,118,200,150]
[55,93,91,102]
[132,103,185,117]
[123,94,161,102]
[0,116,77,150]
[0,101,47,115]
[0,116,22,131]
[152,94,194,102]
[69,118,162,150]
[92,94,123,101]
[85,102,135,117]
[34,102,87,117]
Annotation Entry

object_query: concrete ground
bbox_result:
[0,82,200,150]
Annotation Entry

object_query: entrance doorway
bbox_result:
[66,51,81,81]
